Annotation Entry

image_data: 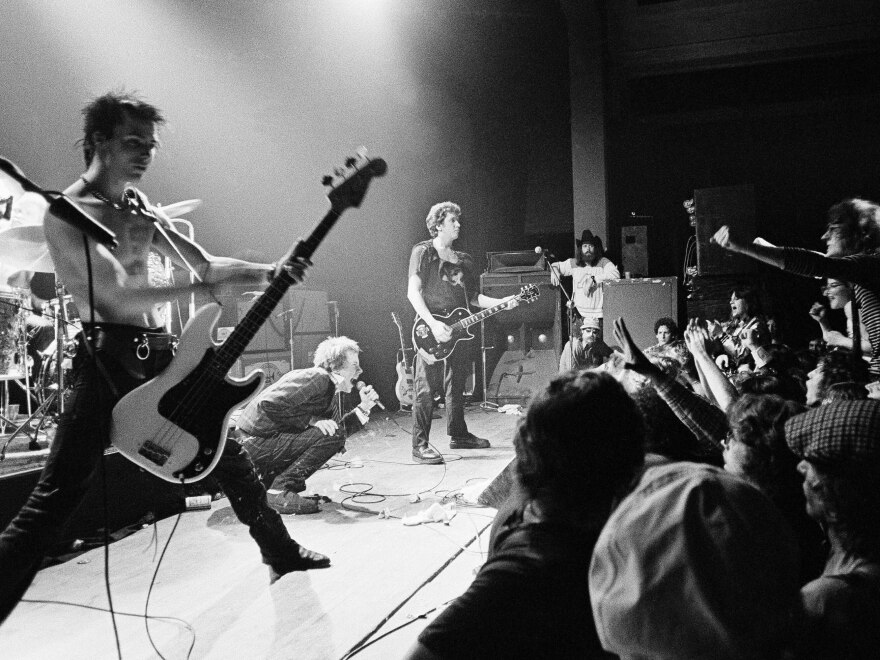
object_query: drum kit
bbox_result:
[0,164,201,449]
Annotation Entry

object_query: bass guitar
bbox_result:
[391,312,414,407]
[412,284,539,363]
[110,151,387,483]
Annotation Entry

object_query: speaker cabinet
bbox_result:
[214,287,330,357]
[621,224,649,278]
[479,272,559,328]
[604,277,678,349]
[694,184,756,275]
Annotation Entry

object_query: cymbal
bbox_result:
[0,224,54,272]
[156,199,202,218]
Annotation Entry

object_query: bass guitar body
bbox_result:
[110,304,264,483]
[412,308,473,364]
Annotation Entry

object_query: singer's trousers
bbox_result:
[239,427,345,494]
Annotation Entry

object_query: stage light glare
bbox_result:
[507,335,515,344]
[538,333,547,343]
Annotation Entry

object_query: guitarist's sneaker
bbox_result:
[412,445,444,464]
[267,491,321,515]
[449,433,490,449]
[269,545,331,583]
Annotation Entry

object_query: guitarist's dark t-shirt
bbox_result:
[408,240,477,314]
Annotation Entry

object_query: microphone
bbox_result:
[0,156,117,248]
[356,380,385,410]
[535,246,556,260]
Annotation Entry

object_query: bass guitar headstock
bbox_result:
[323,147,388,214]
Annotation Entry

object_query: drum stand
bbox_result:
[0,305,39,450]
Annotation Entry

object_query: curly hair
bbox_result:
[425,202,461,238]
[514,371,644,523]
[653,317,679,336]
[826,198,880,253]
[728,394,805,497]
[80,90,165,166]
[312,336,360,372]
[816,349,870,401]
[809,461,880,559]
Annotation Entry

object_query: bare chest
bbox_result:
[96,206,157,277]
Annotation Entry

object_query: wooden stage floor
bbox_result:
[0,405,521,659]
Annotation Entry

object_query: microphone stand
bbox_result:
[544,254,578,369]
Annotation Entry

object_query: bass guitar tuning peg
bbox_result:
[321,175,333,186]
[345,157,357,168]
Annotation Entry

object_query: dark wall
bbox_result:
[605,54,880,348]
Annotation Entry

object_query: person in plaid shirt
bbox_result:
[785,400,880,658]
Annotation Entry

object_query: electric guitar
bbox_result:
[412,284,539,363]
[110,151,387,483]
[391,312,414,407]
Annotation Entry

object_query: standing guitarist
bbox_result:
[407,202,517,464]
[0,91,328,624]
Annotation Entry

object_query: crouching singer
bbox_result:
[237,336,380,515]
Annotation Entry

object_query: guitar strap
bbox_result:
[130,188,207,286]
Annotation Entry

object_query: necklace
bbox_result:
[80,176,132,211]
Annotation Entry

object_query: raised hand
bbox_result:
[711,225,741,252]
[684,319,711,357]
[809,302,828,323]
[612,317,655,375]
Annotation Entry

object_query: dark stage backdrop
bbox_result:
[604,54,880,348]
[0,0,574,408]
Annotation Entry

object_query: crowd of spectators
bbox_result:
[413,198,880,659]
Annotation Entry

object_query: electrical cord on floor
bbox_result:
[19,598,195,651]
[143,510,195,660]
[340,515,494,659]
[339,597,457,660]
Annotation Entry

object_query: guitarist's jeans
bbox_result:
[239,428,344,494]
[412,348,469,448]
[0,326,301,624]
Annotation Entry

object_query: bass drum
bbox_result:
[37,350,75,411]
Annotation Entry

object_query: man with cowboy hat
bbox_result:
[549,228,619,329]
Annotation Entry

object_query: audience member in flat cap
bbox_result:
[785,400,880,659]
[589,461,801,659]
[405,371,643,660]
